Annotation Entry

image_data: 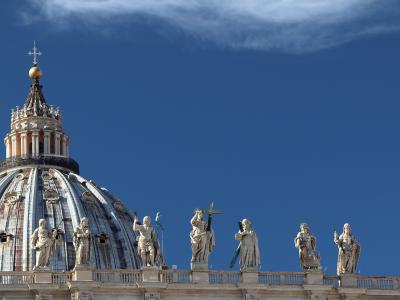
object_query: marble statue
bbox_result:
[133,216,161,267]
[334,223,361,275]
[294,223,321,271]
[190,209,215,266]
[31,218,57,271]
[234,219,260,271]
[73,217,91,268]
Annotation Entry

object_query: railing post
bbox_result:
[241,269,259,284]
[72,267,93,281]
[142,267,161,283]
[280,273,285,285]
[306,271,323,285]
[33,270,52,284]
[191,263,209,283]
[339,273,358,288]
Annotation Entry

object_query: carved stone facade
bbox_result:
[0,269,398,299]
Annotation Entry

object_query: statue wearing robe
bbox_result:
[73,217,91,268]
[190,209,215,265]
[235,219,260,271]
[31,218,57,271]
[294,223,321,271]
[334,223,361,275]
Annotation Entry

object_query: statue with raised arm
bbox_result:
[294,223,321,271]
[31,218,57,271]
[73,217,91,268]
[133,215,161,267]
[234,219,260,271]
[190,209,215,267]
[334,223,361,275]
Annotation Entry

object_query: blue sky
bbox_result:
[1,0,400,275]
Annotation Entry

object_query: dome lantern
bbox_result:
[2,41,77,173]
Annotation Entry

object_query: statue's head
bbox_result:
[242,219,251,230]
[300,223,309,233]
[143,216,151,226]
[39,218,46,228]
[343,223,351,234]
[195,209,203,219]
[80,217,88,228]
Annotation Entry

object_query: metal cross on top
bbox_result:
[28,41,42,65]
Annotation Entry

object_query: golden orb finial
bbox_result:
[28,41,43,80]
[29,66,42,79]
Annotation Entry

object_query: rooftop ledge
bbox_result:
[0,269,398,290]
[0,155,79,174]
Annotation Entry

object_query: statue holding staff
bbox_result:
[294,223,321,271]
[334,223,361,275]
[234,219,260,271]
[73,217,91,268]
[133,215,161,267]
[190,202,221,268]
[31,218,57,271]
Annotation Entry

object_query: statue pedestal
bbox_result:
[73,267,93,281]
[191,262,209,283]
[191,270,209,283]
[241,270,259,284]
[33,271,52,284]
[142,267,160,282]
[305,270,323,285]
[191,262,208,271]
[339,273,358,288]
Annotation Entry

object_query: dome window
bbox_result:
[96,233,109,245]
[0,232,13,244]
[53,229,64,240]
[113,201,126,213]
[81,191,96,204]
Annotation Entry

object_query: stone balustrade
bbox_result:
[0,269,399,300]
[0,269,398,290]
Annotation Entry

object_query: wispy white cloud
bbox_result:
[26,0,400,52]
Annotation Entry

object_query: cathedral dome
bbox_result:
[0,56,140,271]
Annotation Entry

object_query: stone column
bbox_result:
[44,131,51,155]
[20,132,27,157]
[5,137,10,159]
[32,131,39,157]
[11,135,17,157]
[62,135,68,157]
[55,132,61,155]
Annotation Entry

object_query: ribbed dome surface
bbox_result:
[0,167,140,271]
